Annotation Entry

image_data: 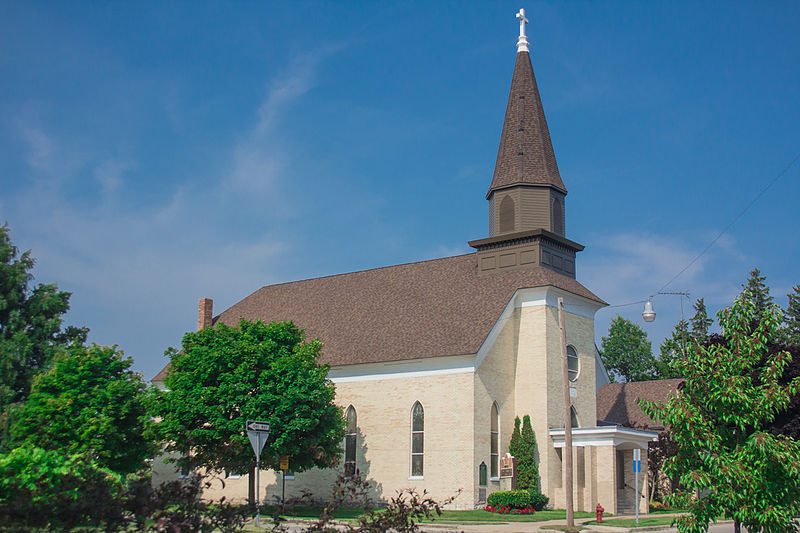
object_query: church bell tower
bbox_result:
[469,9,583,279]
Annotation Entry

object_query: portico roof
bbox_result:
[549,426,658,449]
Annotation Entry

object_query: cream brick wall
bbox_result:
[541,303,597,504]
[474,307,520,503]
[241,373,478,509]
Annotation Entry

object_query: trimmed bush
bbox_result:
[486,490,532,509]
[0,446,126,531]
[528,491,549,511]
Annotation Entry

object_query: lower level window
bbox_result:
[411,402,424,477]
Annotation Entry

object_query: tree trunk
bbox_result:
[734,519,741,533]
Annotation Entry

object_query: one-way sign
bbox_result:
[246,420,271,528]
[247,420,271,432]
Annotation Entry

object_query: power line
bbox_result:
[606,148,800,309]
[658,149,800,293]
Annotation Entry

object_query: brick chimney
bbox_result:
[198,298,213,330]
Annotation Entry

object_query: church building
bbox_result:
[154,9,657,515]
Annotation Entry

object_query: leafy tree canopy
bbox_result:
[7,344,157,474]
[600,316,656,382]
[0,223,87,413]
[155,319,345,475]
[0,446,126,532]
[641,295,800,533]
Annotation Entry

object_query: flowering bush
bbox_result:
[649,500,671,511]
[483,504,537,515]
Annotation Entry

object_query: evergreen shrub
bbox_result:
[528,491,549,511]
[486,490,531,509]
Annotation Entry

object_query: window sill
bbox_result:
[490,477,500,482]
[408,476,424,480]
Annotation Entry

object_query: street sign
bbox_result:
[245,420,270,529]
[633,448,641,524]
[246,420,270,458]
[280,455,289,470]
[247,420,271,432]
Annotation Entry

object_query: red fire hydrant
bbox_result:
[596,503,605,523]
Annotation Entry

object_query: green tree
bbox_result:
[656,298,715,380]
[513,415,540,494]
[656,318,689,380]
[600,316,656,382]
[508,416,522,460]
[7,344,156,475]
[741,267,774,327]
[0,223,87,414]
[689,298,713,341]
[641,295,800,533]
[782,284,800,347]
[155,319,345,477]
[0,446,126,532]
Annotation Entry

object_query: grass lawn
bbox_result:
[582,516,678,527]
[422,509,596,523]
[256,507,597,524]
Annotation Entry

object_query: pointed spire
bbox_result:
[487,11,564,198]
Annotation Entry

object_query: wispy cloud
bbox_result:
[228,53,325,195]
[583,231,753,349]
[3,52,340,378]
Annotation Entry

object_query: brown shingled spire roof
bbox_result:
[488,50,565,198]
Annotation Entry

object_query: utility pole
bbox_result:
[558,298,574,527]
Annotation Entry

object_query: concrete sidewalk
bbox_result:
[417,512,691,533]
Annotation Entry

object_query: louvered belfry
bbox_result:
[471,28,584,279]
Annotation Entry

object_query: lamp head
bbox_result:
[642,298,656,322]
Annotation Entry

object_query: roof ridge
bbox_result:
[257,252,476,290]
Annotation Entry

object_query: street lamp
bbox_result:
[642,298,656,322]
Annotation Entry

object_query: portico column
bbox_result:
[595,444,616,515]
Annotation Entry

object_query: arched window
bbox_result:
[344,405,357,477]
[411,402,424,477]
[499,196,515,233]
[552,197,564,235]
[567,345,580,381]
[490,403,499,479]
[570,405,579,428]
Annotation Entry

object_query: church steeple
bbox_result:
[487,9,566,238]
[470,9,582,279]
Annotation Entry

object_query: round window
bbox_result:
[567,345,579,381]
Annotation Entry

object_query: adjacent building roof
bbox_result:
[488,50,565,197]
[210,253,603,368]
[596,378,684,430]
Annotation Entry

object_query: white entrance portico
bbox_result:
[549,426,658,515]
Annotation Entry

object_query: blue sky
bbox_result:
[2,1,799,379]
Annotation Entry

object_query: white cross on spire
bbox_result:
[516,8,530,53]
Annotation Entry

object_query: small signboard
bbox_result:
[633,448,641,472]
[499,455,515,478]
[280,455,289,470]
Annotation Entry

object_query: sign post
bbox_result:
[247,420,270,528]
[633,448,641,524]
[279,455,289,513]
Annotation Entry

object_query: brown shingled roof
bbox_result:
[596,379,684,430]
[212,253,603,368]
[488,51,565,197]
